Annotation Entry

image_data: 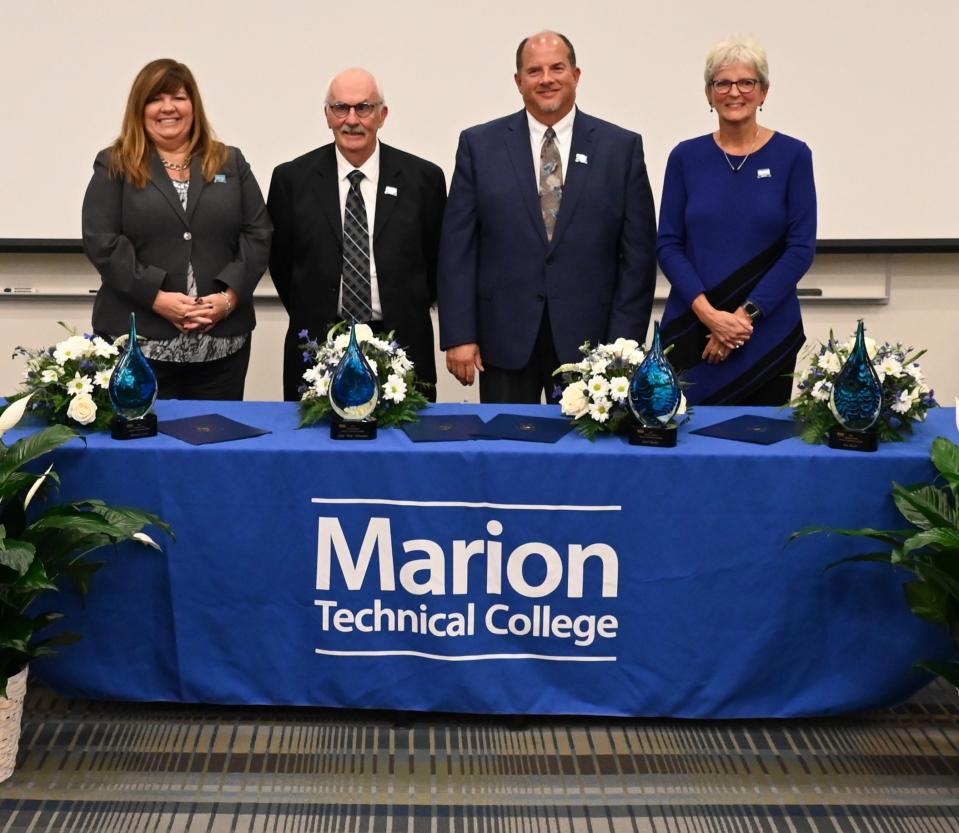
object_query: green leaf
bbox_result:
[789,525,910,547]
[0,539,35,575]
[932,436,959,492]
[904,580,953,625]
[902,528,959,555]
[893,483,958,531]
[0,424,77,481]
[916,659,959,688]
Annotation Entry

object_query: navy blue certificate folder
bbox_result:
[472,413,574,443]
[402,415,487,442]
[690,414,799,445]
[158,414,271,445]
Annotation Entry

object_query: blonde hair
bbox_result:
[704,35,769,92]
[109,58,228,188]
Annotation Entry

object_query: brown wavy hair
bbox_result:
[109,58,228,188]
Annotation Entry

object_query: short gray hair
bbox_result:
[704,35,769,92]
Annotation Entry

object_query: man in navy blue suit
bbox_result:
[437,31,658,403]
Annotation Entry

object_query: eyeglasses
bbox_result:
[710,78,760,94]
[326,101,381,119]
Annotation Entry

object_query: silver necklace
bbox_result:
[719,128,760,173]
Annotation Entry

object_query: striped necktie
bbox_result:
[539,127,563,240]
[341,169,372,323]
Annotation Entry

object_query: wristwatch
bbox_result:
[743,301,763,322]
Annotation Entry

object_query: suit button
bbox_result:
[183,232,192,241]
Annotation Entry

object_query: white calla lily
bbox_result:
[0,393,33,441]
[23,463,54,511]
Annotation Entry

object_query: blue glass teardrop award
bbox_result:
[109,312,158,440]
[628,321,682,447]
[828,319,882,451]
[328,323,379,439]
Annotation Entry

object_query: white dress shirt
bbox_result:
[335,142,382,321]
[526,107,575,187]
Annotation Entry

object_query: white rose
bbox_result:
[66,393,97,426]
[609,338,639,360]
[333,333,350,352]
[843,335,878,359]
[40,368,61,384]
[353,324,374,344]
[559,381,589,418]
[627,349,646,366]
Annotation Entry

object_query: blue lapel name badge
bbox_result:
[214,173,227,183]
[575,153,588,165]
[384,185,398,197]
[757,168,771,179]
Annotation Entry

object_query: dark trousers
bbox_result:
[480,310,561,405]
[149,337,251,401]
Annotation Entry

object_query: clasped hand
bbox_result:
[153,290,230,334]
[702,308,754,364]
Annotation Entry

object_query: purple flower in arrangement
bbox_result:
[302,351,312,364]
[298,329,310,340]
[79,360,96,374]
[84,332,95,340]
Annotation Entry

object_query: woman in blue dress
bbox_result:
[658,36,817,406]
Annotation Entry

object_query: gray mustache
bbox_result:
[340,125,366,136]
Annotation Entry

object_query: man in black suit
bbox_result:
[268,68,447,401]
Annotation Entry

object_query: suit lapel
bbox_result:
[505,111,548,247]
[149,150,188,225]
[550,110,594,248]
[185,155,206,223]
[373,144,402,242]
[314,147,343,244]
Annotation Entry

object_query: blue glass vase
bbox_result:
[629,321,681,427]
[109,312,157,420]
[329,324,379,421]
[830,320,882,431]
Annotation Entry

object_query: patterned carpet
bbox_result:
[1,680,958,832]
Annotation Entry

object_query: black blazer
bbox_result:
[82,146,272,339]
[267,142,447,401]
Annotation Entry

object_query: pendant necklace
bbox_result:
[719,127,760,173]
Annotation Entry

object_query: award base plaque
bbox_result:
[628,424,677,448]
[111,412,158,441]
[828,426,878,452]
[330,417,378,440]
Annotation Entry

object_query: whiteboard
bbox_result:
[3,0,957,240]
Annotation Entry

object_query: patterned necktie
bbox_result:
[341,169,372,323]
[539,127,564,240]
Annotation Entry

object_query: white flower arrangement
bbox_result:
[12,323,125,431]
[791,329,937,443]
[298,322,428,428]
[553,338,687,439]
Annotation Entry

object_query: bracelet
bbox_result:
[220,290,233,316]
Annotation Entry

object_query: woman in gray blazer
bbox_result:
[82,58,271,400]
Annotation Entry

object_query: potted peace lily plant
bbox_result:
[0,395,171,781]
[792,425,959,688]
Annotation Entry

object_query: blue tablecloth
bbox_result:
[15,402,955,717]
